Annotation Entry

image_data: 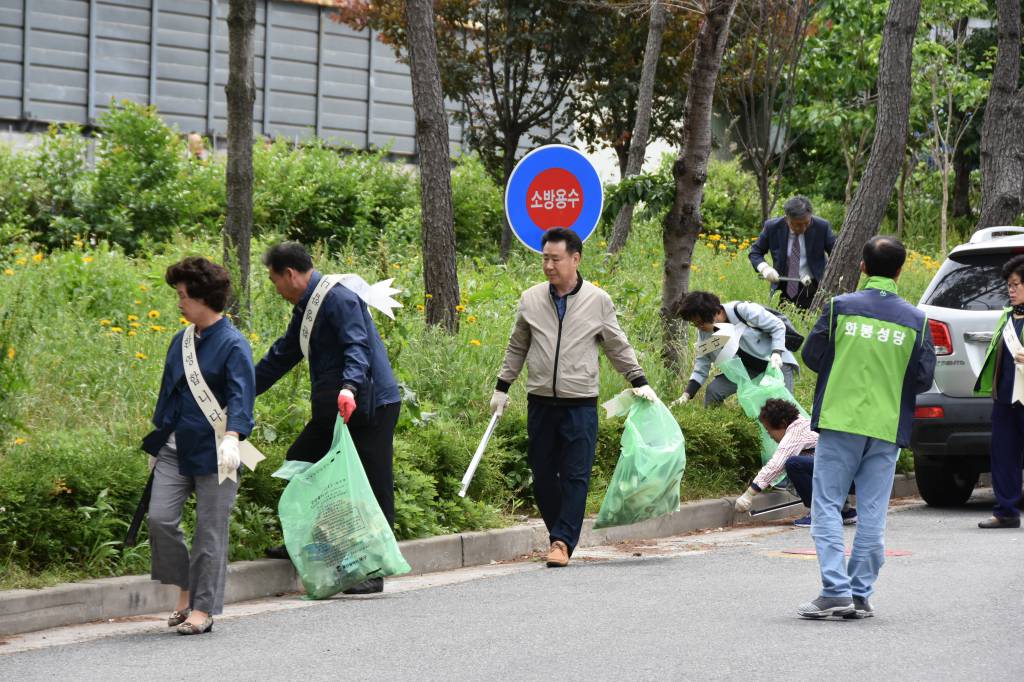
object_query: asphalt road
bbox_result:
[2,492,1021,681]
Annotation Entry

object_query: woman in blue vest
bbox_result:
[974,254,1024,529]
[142,257,255,634]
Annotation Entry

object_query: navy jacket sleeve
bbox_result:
[325,288,372,392]
[748,222,771,271]
[254,313,303,395]
[151,341,175,429]
[224,341,256,437]
[915,323,937,393]
[801,301,833,373]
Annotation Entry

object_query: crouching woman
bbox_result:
[142,257,255,634]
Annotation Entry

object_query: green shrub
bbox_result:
[451,153,503,254]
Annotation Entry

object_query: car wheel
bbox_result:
[913,453,980,507]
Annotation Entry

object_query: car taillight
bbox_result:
[915,406,945,419]
[929,319,952,355]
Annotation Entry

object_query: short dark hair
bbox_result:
[759,398,801,430]
[165,257,231,312]
[783,196,813,218]
[862,235,906,278]
[540,227,583,256]
[262,241,314,274]
[1002,254,1024,282]
[679,291,723,324]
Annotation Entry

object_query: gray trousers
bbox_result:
[148,441,238,615]
[704,363,796,406]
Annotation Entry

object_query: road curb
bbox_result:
[0,474,918,638]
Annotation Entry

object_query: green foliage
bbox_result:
[451,153,504,254]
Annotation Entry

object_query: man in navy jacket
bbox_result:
[256,242,400,594]
[748,196,836,309]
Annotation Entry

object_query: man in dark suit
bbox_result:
[748,196,837,309]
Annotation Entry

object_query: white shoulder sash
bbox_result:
[298,274,402,360]
[182,324,265,481]
[1000,318,1024,405]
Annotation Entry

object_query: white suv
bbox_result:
[913,226,1024,505]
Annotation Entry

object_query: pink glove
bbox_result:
[337,389,357,423]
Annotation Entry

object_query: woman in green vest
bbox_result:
[974,254,1024,529]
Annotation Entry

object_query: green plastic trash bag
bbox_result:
[278,417,410,599]
[594,397,686,529]
[718,357,808,482]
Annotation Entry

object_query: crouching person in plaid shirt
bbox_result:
[733,399,857,527]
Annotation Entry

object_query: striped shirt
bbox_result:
[752,416,818,490]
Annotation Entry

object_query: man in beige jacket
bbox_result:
[491,227,658,568]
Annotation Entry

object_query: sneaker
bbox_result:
[797,596,855,619]
[793,515,812,527]
[843,596,874,619]
[546,540,569,567]
[343,577,384,595]
[842,507,858,525]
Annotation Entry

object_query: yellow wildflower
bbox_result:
[127,314,139,322]
[135,352,147,360]
[592,281,601,288]
[139,283,149,291]
[129,322,141,328]
[709,234,721,242]
[14,437,26,446]
[73,238,84,248]
[134,299,142,305]
[416,304,424,312]
[147,310,160,319]
[6,347,14,360]
[180,317,188,325]
[82,256,93,264]
[127,330,137,337]
[455,304,466,313]
[248,332,260,343]
[3,268,13,276]
[110,326,123,333]
[424,293,433,299]
[467,315,477,324]
[100,319,111,326]
[149,325,165,332]
[15,258,26,266]
[469,339,481,346]
[599,240,607,248]
[32,253,43,263]
[392,263,401,269]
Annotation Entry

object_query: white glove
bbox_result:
[800,274,812,287]
[490,390,508,416]
[757,262,780,283]
[219,433,241,470]
[632,385,659,402]
[769,352,783,370]
[148,455,157,472]
[671,392,691,407]
[734,486,758,513]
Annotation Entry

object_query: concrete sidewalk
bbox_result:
[0,475,917,638]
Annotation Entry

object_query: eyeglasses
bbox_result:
[1008,281,1023,290]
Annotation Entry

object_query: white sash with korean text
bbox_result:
[1000,318,1024,406]
[298,274,402,360]
[182,324,265,482]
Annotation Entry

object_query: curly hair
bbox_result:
[679,291,723,324]
[759,398,801,430]
[165,257,231,312]
[1002,254,1024,282]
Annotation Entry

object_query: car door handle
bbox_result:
[964,332,993,343]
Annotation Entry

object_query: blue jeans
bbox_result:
[527,400,598,553]
[811,430,898,599]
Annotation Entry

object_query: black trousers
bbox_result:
[526,400,598,553]
[779,279,818,310]
[286,386,399,527]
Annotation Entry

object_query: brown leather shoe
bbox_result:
[546,540,569,567]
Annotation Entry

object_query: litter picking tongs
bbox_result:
[458,412,501,497]
[749,497,805,517]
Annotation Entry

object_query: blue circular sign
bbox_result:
[504,144,603,253]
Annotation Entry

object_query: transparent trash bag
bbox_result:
[594,398,686,529]
[278,417,410,599]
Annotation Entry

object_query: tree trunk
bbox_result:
[224,0,256,320]
[661,0,738,367]
[897,150,911,237]
[810,0,922,311]
[405,0,460,333]
[608,0,667,254]
[940,157,950,256]
[499,138,519,262]
[952,140,972,219]
[976,0,1024,230]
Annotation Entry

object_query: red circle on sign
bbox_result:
[525,168,584,230]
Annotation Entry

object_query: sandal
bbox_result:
[176,616,213,635]
[167,609,191,627]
